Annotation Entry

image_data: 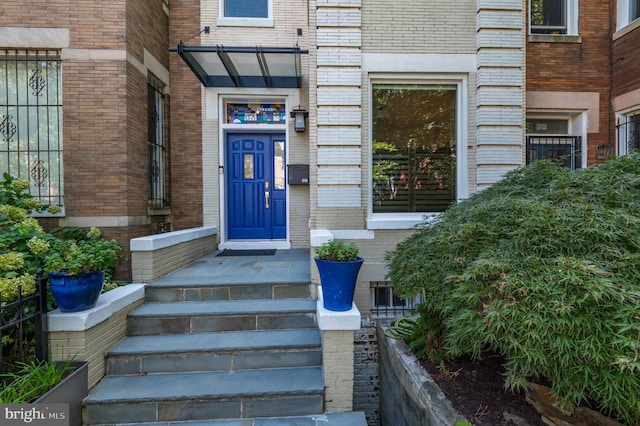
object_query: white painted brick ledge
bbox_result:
[130,226,217,251]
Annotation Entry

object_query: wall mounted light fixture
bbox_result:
[290,105,309,132]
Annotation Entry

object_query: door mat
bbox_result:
[215,249,277,257]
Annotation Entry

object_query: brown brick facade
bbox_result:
[168,0,204,230]
[0,0,170,280]
[526,0,612,165]
[612,27,640,98]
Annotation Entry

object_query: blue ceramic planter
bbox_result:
[315,257,364,311]
[48,271,105,312]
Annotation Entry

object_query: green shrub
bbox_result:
[386,154,640,424]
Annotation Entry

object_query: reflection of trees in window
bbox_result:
[0,50,63,206]
[372,84,456,213]
[531,0,567,34]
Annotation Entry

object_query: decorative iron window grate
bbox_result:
[0,50,63,206]
[617,113,640,155]
[148,74,169,208]
[370,281,419,318]
[526,136,582,170]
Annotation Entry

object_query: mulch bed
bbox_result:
[420,354,546,426]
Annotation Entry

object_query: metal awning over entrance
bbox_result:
[171,41,308,88]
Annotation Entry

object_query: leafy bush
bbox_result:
[315,240,360,261]
[386,154,640,424]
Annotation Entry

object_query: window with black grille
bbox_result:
[148,74,168,208]
[0,50,63,207]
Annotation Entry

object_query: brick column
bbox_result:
[317,286,361,411]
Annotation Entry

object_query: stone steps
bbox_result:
[126,299,317,335]
[116,411,368,426]
[83,367,324,424]
[105,329,322,375]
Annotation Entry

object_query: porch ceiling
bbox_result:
[171,41,308,88]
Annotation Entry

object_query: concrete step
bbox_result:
[106,329,322,375]
[114,411,368,426]
[83,367,324,425]
[126,299,317,335]
[145,281,311,302]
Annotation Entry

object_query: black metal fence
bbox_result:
[0,272,49,373]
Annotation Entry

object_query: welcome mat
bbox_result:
[215,249,277,257]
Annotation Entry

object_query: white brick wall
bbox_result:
[317,9,362,26]
[318,127,362,145]
[318,147,362,165]
[317,87,362,105]
[318,167,362,184]
[317,107,361,126]
[317,68,361,86]
[317,48,362,66]
[475,1,526,183]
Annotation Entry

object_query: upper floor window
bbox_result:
[0,50,63,208]
[371,83,458,214]
[531,0,566,34]
[618,0,640,29]
[223,0,268,18]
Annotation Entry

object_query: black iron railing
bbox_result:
[617,113,640,155]
[0,272,48,373]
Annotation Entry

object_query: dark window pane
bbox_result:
[632,0,640,21]
[531,0,567,34]
[372,84,457,213]
[225,0,268,18]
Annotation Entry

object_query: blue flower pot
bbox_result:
[48,271,105,313]
[315,257,364,311]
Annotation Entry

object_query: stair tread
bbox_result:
[116,411,368,426]
[129,299,316,317]
[85,367,324,404]
[108,329,321,355]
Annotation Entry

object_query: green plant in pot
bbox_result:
[314,239,363,311]
[45,227,122,313]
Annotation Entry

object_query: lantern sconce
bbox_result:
[290,105,309,132]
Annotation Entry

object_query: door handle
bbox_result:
[265,191,270,209]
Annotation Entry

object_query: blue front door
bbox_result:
[227,133,286,240]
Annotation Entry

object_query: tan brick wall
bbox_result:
[322,330,355,411]
[49,298,144,388]
[131,235,217,282]
[361,0,477,53]
[526,0,611,165]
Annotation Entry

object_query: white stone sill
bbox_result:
[129,226,217,251]
[316,286,361,331]
[48,284,145,332]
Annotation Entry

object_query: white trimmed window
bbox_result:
[371,82,461,214]
[530,0,579,35]
[618,0,640,29]
[218,0,273,26]
[617,110,640,155]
